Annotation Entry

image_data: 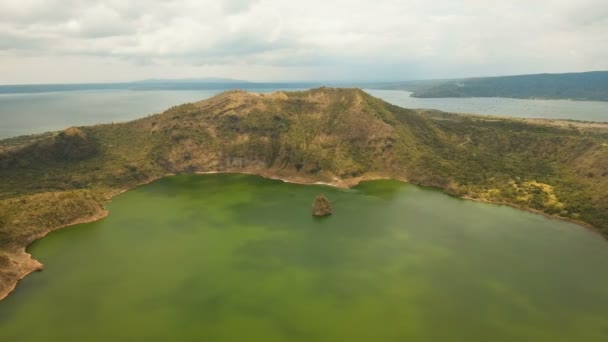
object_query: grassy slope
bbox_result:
[1,87,607,296]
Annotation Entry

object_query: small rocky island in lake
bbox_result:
[312,194,332,216]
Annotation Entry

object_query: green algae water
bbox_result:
[1,174,608,341]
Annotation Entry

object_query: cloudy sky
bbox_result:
[1,0,606,84]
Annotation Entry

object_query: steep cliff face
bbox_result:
[141,88,413,177]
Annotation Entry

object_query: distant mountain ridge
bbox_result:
[3,71,608,100]
[134,77,250,84]
[379,71,608,101]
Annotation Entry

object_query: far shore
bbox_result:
[1,169,604,302]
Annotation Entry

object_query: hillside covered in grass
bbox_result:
[1,87,607,298]
[382,71,608,101]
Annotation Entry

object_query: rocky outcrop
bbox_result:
[0,250,43,301]
[312,194,332,216]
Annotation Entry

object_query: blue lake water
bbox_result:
[366,90,608,122]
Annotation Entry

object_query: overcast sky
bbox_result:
[1,0,606,84]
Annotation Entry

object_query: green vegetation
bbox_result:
[1,87,607,297]
[381,71,608,101]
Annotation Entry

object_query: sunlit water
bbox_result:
[1,174,607,341]
[1,88,607,139]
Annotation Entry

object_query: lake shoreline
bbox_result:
[0,208,109,301]
[1,169,604,302]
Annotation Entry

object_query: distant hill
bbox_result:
[380,71,608,101]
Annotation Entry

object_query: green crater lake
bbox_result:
[1,174,608,341]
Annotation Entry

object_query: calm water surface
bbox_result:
[1,88,607,139]
[366,89,608,122]
[1,174,607,341]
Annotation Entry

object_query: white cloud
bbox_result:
[0,0,606,83]
[222,0,261,14]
